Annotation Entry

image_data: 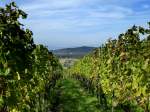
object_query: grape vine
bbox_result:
[70,24,150,112]
[0,2,62,112]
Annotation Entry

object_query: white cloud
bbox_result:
[17,0,150,48]
[88,6,133,19]
[142,4,150,9]
[20,0,83,11]
[21,3,134,31]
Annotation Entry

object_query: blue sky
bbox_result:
[1,0,150,49]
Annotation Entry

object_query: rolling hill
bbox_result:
[53,46,96,58]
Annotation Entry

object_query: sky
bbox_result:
[0,0,150,50]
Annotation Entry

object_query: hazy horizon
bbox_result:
[51,45,97,51]
[1,0,150,49]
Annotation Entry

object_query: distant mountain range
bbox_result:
[52,46,96,58]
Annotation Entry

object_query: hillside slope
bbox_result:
[53,46,96,58]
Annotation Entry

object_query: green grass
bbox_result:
[56,78,101,112]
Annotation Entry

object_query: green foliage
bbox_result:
[1,2,150,112]
[70,23,150,111]
[0,2,62,112]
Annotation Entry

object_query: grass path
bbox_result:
[55,78,101,112]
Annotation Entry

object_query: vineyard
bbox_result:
[69,23,150,111]
[0,2,150,112]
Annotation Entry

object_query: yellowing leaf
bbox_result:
[16,72,20,80]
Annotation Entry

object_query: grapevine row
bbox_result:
[0,2,62,112]
[70,24,150,111]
